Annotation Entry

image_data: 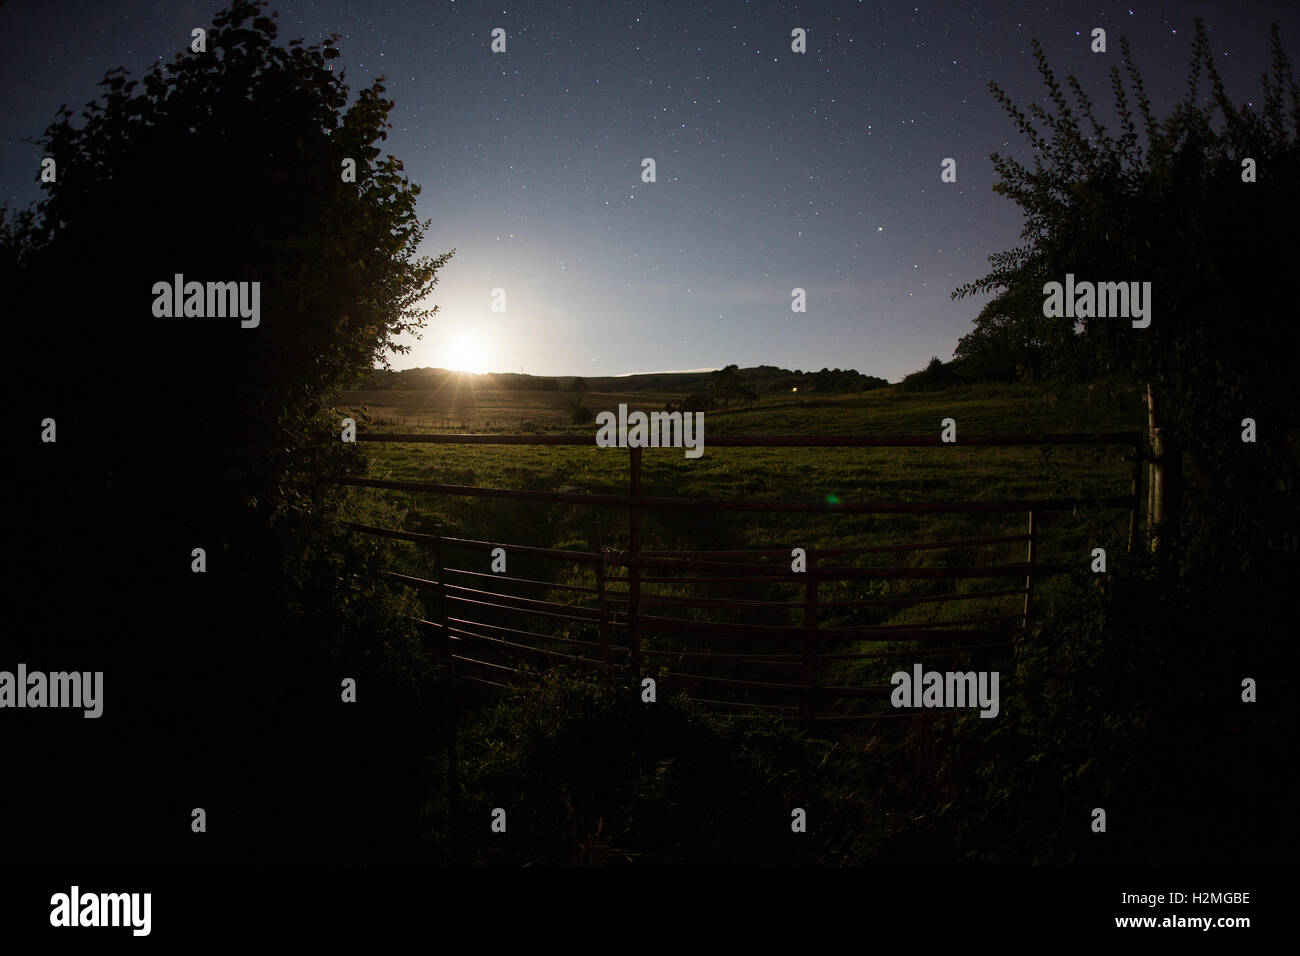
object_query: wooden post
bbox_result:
[1148,454,1157,546]
[594,517,611,683]
[1022,510,1036,635]
[1128,441,1142,554]
[628,445,642,684]
[801,549,819,723]
[433,523,457,801]
[1147,383,1162,551]
[1146,383,1181,552]
[433,523,453,678]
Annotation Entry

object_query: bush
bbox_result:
[3,0,453,865]
[899,355,969,392]
[940,550,1296,865]
[421,669,828,865]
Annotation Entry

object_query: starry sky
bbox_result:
[3,1,1298,381]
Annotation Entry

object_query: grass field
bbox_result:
[335,379,1148,710]
[338,385,680,431]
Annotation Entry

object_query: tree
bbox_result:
[568,375,589,411]
[9,0,451,505]
[4,0,452,864]
[939,24,1299,867]
[709,364,757,409]
[899,355,968,392]
[954,21,1300,567]
[953,284,1079,380]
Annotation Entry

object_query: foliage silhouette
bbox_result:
[954,19,1300,570]
[5,0,452,864]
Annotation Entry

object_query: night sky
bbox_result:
[3,1,1297,381]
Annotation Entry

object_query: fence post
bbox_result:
[1147,383,1162,551]
[628,445,642,685]
[595,516,611,684]
[1128,440,1142,554]
[433,523,453,679]
[1145,383,1184,553]
[801,549,819,723]
[1022,510,1036,636]
[433,523,457,803]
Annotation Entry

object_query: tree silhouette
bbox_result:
[568,375,589,411]
[9,0,452,508]
[954,21,1300,567]
[941,26,1299,866]
[953,283,1078,380]
[4,0,452,865]
[709,364,756,409]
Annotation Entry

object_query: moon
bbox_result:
[444,327,493,374]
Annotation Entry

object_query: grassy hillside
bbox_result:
[337,362,897,430]
[338,386,680,431]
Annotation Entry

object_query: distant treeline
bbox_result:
[354,364,891,395]
[783,366,890,394]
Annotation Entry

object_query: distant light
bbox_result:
[792,387,798,392]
